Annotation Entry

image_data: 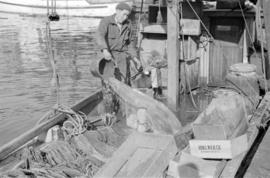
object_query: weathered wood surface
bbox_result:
[167,0,180,110]
[263,0,270,73]
[219,92,270,177]
[95,132,177,178]
[0,90,102,161]
[107,78,182,135]
[244,124,270,178]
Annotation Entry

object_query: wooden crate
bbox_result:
[180,19,201,36]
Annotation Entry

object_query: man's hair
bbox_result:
[116,2,131,12]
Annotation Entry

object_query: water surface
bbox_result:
[0,13,102,146]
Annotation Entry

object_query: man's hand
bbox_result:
[133,57,142,71]
[102,49,112,60]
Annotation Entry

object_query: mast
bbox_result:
[167,0,180,110]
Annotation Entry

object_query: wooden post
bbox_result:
[263,0,270,70]
[167,0,180,110]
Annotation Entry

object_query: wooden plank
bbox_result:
[94,132,177,178]
[167,0,180,110]
[107,78,182,135]
[244,127,270,178]
[116,148,160,177]
[0,90,102,161]
[141,19,201,36]
[219,92,270,177]
[142,24,167,34]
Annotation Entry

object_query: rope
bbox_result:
[136,0,144,62]
[101,113,117,127]
[53,0,57,15]
[185,0,215,40]
[45,21,61,107]
[179,2,198,110]
[46,0,49,16]
[46,0,59,21]
[239,0,268,93]
[238,0,257,57]
[157,0,162,23]
[59,106,87,138]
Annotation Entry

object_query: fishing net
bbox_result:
[1,118,129,178]
[1,140,101,178]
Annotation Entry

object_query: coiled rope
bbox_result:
[57,106,87,138]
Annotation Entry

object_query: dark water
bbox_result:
[0,13,102,146]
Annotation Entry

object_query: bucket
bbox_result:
[228,63,259,94]
[89,58,107,78]
[213,89,239,98]
[229,63,257,77]
[226,63,260,109]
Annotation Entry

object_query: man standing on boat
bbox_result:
[96,2,141,86]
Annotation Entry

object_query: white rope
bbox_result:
[59,106,87,138]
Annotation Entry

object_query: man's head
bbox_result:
[115,2,131,24]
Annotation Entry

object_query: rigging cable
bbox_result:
[185,0,215,41]
[179,1,198,110]
[238,0,258,57]
[239,0,268,92]
[136,0,144,59]
[45,21,60,108]
[47,0,49,16]
[47,0,60,21]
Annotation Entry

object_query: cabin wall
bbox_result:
[203,10,255,84]
[132,1,203,90]
[132,1,255,90]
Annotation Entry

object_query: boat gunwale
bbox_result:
[0,89,103,161]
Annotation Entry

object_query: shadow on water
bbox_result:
[0,13,101,145]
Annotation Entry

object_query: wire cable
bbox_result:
[185,0,215,40]
[179,2,198,110]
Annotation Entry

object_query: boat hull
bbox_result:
[0,0,131,17]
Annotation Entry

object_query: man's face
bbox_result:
[115,9,130,24]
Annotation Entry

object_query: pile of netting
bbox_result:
[1,125,129,178]
[1,85,131,178]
